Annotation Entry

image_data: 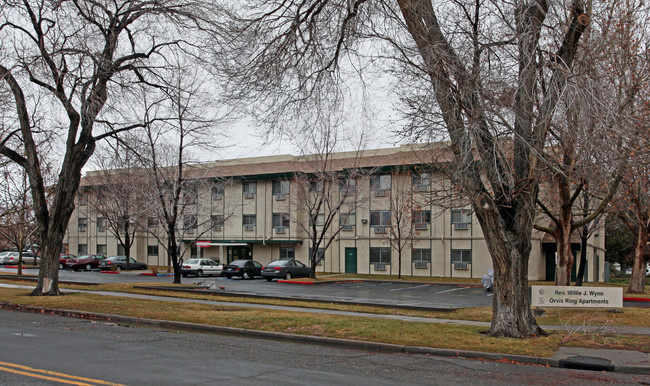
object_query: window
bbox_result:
[211,215,224,229]
[451,249,472,264]
[117,216,129,234]
[243,214,256,226]
[96,217,106,232]
[78,218,88,232]
[183,183,198,204]
[413,210,431,228]
[412,173,431,189]
[117,244,125,256]
[243,182,257,194]
[310,213,325,227]
[412,249,432,262]
[340,178,356,195]
[96,244,107,256]
[183,215,198,233]
[370,211,391,227]
[339,212,356,228]
[78,244,87,255]
[451,209,472,229]
[309,248,325,265]
[272,180,290,195]
[279,247,294,260]
[370,175,391,191]
[309,180,324,193]
[272,213,290,228]
[369,247,391,264]
[147,217,158,229]
[147,245,159,256]
[212,183,224,199]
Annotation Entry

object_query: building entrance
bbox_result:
[227,245,252,263]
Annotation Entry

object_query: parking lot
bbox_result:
[1,267,493,310]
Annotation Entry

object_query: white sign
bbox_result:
[531,286,623,308]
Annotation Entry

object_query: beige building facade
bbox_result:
[64,146,607,282]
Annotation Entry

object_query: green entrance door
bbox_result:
[345,247,357,274]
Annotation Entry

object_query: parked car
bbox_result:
[222,259,262,279]
[261,259,311,281]
[181,259,223,277]
[65,254,106,271]
[98,256,148,271]
[59,254,76,269]
[1,251,37,265]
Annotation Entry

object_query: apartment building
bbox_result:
[64,145,607,281]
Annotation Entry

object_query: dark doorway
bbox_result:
[345,247,357,274]
[227,246,252,263]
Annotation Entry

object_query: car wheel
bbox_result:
[284,272,292,280]
[85,264,92,271]
[242,271,250,280]
[116,266,121,271]
[196,269,203,277]
[265,277,273,282]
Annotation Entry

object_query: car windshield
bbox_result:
[77,255,90,259]
[185,259,199,264]
[267,260,287,267]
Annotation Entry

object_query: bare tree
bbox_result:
[0,164,37,274]
[375,167,420,280]
[222,0,602,337]
[293,125,370,278]
[0,0,223,295]
[86,146,150,269]
[126,60,229,283]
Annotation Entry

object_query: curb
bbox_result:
[1,301,648,375]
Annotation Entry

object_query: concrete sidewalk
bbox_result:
[1,282,649,375]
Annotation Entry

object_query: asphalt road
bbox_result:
[1,310,646,385]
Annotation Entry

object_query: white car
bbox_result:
[181,258,223,277]
[1,251,38,265]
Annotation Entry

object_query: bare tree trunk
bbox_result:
[473,196,546,338]
[554,227,574,286]
[168,224,181,284]
[627,226,647,294]
[575,230,588,286]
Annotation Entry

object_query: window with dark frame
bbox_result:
[212,183,225,199]
[78,244,87,255]
[451,249,472,264]
[211,215,224,230]
[309,180,323,193]
[370,211,391,227]
[309,248,325,265]
[279,247,294,260]
[147,245,159,256]
[183,215,198,232]
[243,182,257,194]
[96,217,106,232]
[96,244,107,256]
[369,247,391,264]
[272,180,290,195]
[78,218,88,232]
[243,214,256,227]
[370,175,391,191]
[272,213,290,228]
[412,249,432,262]
[451,209,472,224]
[413,210,431,225]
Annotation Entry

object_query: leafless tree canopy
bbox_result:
[0,0,226,294]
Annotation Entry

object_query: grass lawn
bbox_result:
[1,278,649,357]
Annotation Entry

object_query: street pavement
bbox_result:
[3,310,646,385]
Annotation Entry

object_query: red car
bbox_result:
[64,254,106,271]
[59,254,76,269]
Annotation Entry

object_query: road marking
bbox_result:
[434,287,466,294]
[389,284,429,292]
[0,361,124,386]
